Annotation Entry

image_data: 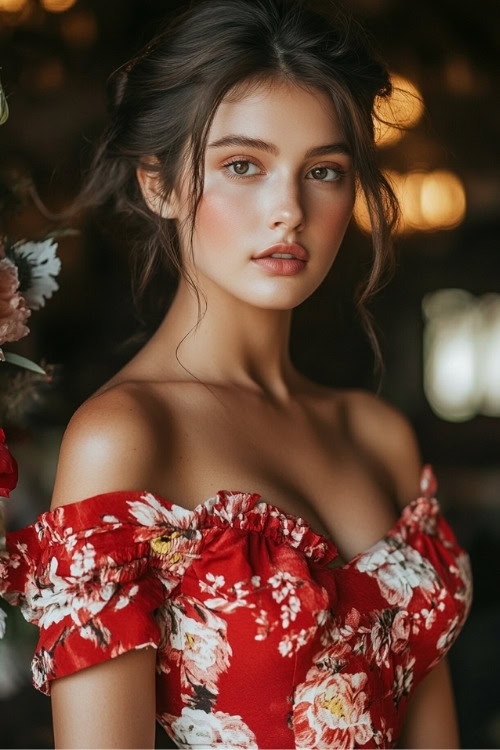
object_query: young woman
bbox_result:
[0,0,472,747]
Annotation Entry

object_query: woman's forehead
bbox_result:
[209,77,344,144]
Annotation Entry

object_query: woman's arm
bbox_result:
[51,646,158,749]
[396,657,460,749]
[49,385,165,749]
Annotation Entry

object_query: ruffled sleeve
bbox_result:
[347,465,473,686]
[0,491,177,696]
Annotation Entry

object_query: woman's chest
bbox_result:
[148,385,401,567]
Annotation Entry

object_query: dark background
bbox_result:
[0,0,499,747]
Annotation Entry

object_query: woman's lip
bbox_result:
[251,257,307,275]
[253,242,309,261]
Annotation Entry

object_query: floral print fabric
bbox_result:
[0,465,472,749]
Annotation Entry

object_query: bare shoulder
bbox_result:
[50,381,170,510]
[337,388,424,507]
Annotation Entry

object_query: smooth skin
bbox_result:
[50,78,461,748]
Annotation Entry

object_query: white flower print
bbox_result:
[356,534,441,607]
[420,606,437,630]
[65,533,77,553]
[33,556,117,631]
[293,670,374,748]
[128,492,194,529]
[31,647,56,692]
[280,594,301,628]
[278,625,318,658]
[161,706,258,749]
[254,608,275,641]
[114,584,139,611]
[79,618,112,648]
[318,608,367,664]
[289,522,308,547]
[69,543,96,577]
[268,570,297,603]
[213,492,257,524]
[316,609,329,627]
[203,576,259,614]
[436,614,460,653]
[369,609,410,668]
[198,572,226,596]
[451,551,474,612]
[392,653,416,706]
[162,597,232,699]
[268,570,303,630]
[373,715,394,748]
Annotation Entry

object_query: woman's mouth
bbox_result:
[251,257,307,275]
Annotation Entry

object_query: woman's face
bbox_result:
[174,77,356,309]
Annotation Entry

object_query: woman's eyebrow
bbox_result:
[207,135,351,157]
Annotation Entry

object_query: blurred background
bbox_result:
[0,0,499,747]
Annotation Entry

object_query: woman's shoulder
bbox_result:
[329,387,424,508]
[50,380,173,511]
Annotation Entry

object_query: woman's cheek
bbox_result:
[195,185,255,249]
[316,190,355,244]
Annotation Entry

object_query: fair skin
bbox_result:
[49,78,460,748]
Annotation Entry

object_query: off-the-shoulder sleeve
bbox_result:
[345,465,473,685]
[0,492,177,696]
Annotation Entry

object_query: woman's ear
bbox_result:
[136,161,180,219]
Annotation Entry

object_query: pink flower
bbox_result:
[0,428,18,498]
[0,256,31,349]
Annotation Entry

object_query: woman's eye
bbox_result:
[223,160,260,178]
[308,166,345,182]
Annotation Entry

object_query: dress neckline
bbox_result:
[34,464,439,569]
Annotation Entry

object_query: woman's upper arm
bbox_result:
[49,385,164,748]
[396,657,460,749]
[51,645,158,749]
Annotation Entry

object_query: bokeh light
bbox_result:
[477,294,500,416]
[423,290,500,421]
[41,0,76,13]
[423,289,480,421]
[374,73,424,147]
[354,169,466,234]
[0,0,28,11]
[420,170,466,229]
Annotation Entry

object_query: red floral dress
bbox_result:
[0,465,472,749]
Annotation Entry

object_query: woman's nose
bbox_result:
[268,179,305,233]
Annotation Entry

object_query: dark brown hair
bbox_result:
[75,0,399,381]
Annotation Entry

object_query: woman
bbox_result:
[0,0,472,747]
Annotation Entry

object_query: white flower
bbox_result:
[9,239,61,310]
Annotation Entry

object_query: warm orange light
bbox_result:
[420,170,466,229]
[60,9,97,46]
[374,73,424,147]
[398,171,427,230]
[354,169,466,234]
[0,0,28,11]
[353,190,372,233]
[41,0,76,12]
